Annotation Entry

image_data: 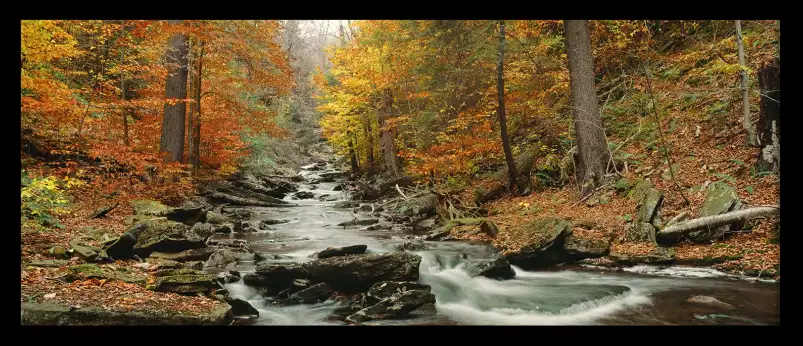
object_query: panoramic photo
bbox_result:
[20,19,780,325]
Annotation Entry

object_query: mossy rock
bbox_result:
[47,246,69,260]
[65,264,146,284]
[333,201,361,209]
[153,274,218,294]
[124,215,157,226]
[503,218,572,269]
[563,233,610,259]
[635,188,663,224]
[21,302,233,326]
[154,268,207,277]
[624,222,657,244]
[131,199,171,216]
[627,178,654,202]
[614,178,632,193]
[145,258,181,268]
[133,219,206,257]
[700,181,739,217]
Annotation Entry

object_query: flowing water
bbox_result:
[208,163,780,326]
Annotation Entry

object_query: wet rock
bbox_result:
[287,282,335,304]
[366,223,393,231]
[686,295,735,310]
[366,281,432,305]
[213,224,233,234]
[319,171,346,180]
[479,220,499,237]
[414,218,436,231]
[609,247,675,265]
[222,208,253,220]
[346,290,436,323]
[563,232,611,259]
[689,182,741,243]
[465,258,516,280]
[227,298,259,318]
[183,261,205,270]
[319,194,339,202]
[314,245,368,259]
[333,201,361,209]
[333,184,345,191]
[304,252,421,292]
[260,219,289,226]
[396,194,437,217]
[337,218,379,227]
[331,293,368,319]
[216,270,241,285]
[205,210,232,225]
[205,249,237,268]
[153,274,218,295]
[503,218,572,269]
[132,219,207,258]
[149,247,218,262]
[396,240,428,251]
[242,263,308,288]
[293,191,315,200]
[190,222,215,239]
[233,221,258,233]
[623,222,657,244]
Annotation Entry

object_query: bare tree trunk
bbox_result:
[756,58,780,173]
[564,20,611,196]
[348,130,359,174]
[736,20,758,146]
[377,88,400,177]
[656,206,779,242]
[187,36,196,165]
[365,119,375,168]
[120,20,130,146]
[159,20,189,163]
[192,41,203,170]
[497,21,522,191]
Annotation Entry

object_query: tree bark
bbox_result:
[564,20,611,196]
[497,21,523,192]
[159,20,189,163]
[192,41,203,170]
[348,130,359,174]
[187,36,196,165]
[656,206,779,242]
[365,119,375,169]
[120,20,130,146]
[756,58,780,173]
[377,88,400,177]
[736,20,757,146]
[187,31,203,171]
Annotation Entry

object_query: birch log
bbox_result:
[656,206,779,243]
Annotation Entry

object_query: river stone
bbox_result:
[153,274,218,294]
[205,249,237,268]
[314,245,368,259]
[260,219,289,226]
[132,219,206,258]
[233,221,258,233]
[149,247,218,262]
[366,281,432,305]
[287,282,335,304]
[346,289,436,323]
[21,302,233,326]
[689,182,741,243]
[227,298,259,318]
[213,224,233,234]
[216,271,241,285]
[503,218,572,269]
[609,247,675,265]
[466,259,516,280]
[623,222,657,244]
[337,218,379,227]
[190,223,215,239]
[396,240,428,251]
[242,263,308,288]
[686,295,735,310]
[635,188,664,224]
[563,232,611,259]
[303,252,421,292]
[397,194,438,217]
[131,199,206,226]
[293,191,315,200]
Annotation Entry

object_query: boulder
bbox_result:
[689,182,741,243]
[242,263,307,288]
[293,191,315,200]
[627,178,654,202]
[396,194,437,217]
[396,240,428,251]
[227,298,259,318]
[333,201,361,209]
[190,222,215,239]
[346,290,436,323]
[623,222,657,244]
[260,219,289,226]
[686,295,735,310]
[213,224,233,234]
[21,302,232,326]
[303,252,421,292]
[69,238,101,261]
[124,215,156,226]
[183,261,205,270]
[149,247,218,262]
[563,232,611,259]
[423,218,484,241]
[216,271,241,285]
[233,221,258,233]
[130,199,206,226]
[132,219,207,258]
[366,281,432,305]
[314,245,368,259]
[205,249,237,268]
[205,210,232,225]
[635,188,664,224]
[465,258,516,280]
[145,258,182,269]
[287,282,335,304]
[154,268,206,277]
[153,274,218,295]
[503,218,572,269]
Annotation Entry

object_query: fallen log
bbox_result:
[208,192,297,208]
[656,206,779,245]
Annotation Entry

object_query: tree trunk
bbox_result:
[192,41,203,170]
[736,20,757,146]
[497,21,523,192]
[756,58,780,173]
[656,206,779,244]
[187,36,196,165]
[159,20,189,164]
[365,119,375,169]
[348,130,359,174]
[120,20,130,146]
[377,88,400,177]
[564,20,611,196]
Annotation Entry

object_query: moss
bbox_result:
[131,199,171,216]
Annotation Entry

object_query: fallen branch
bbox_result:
[395,184,409,200]
[656,206,779,242]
